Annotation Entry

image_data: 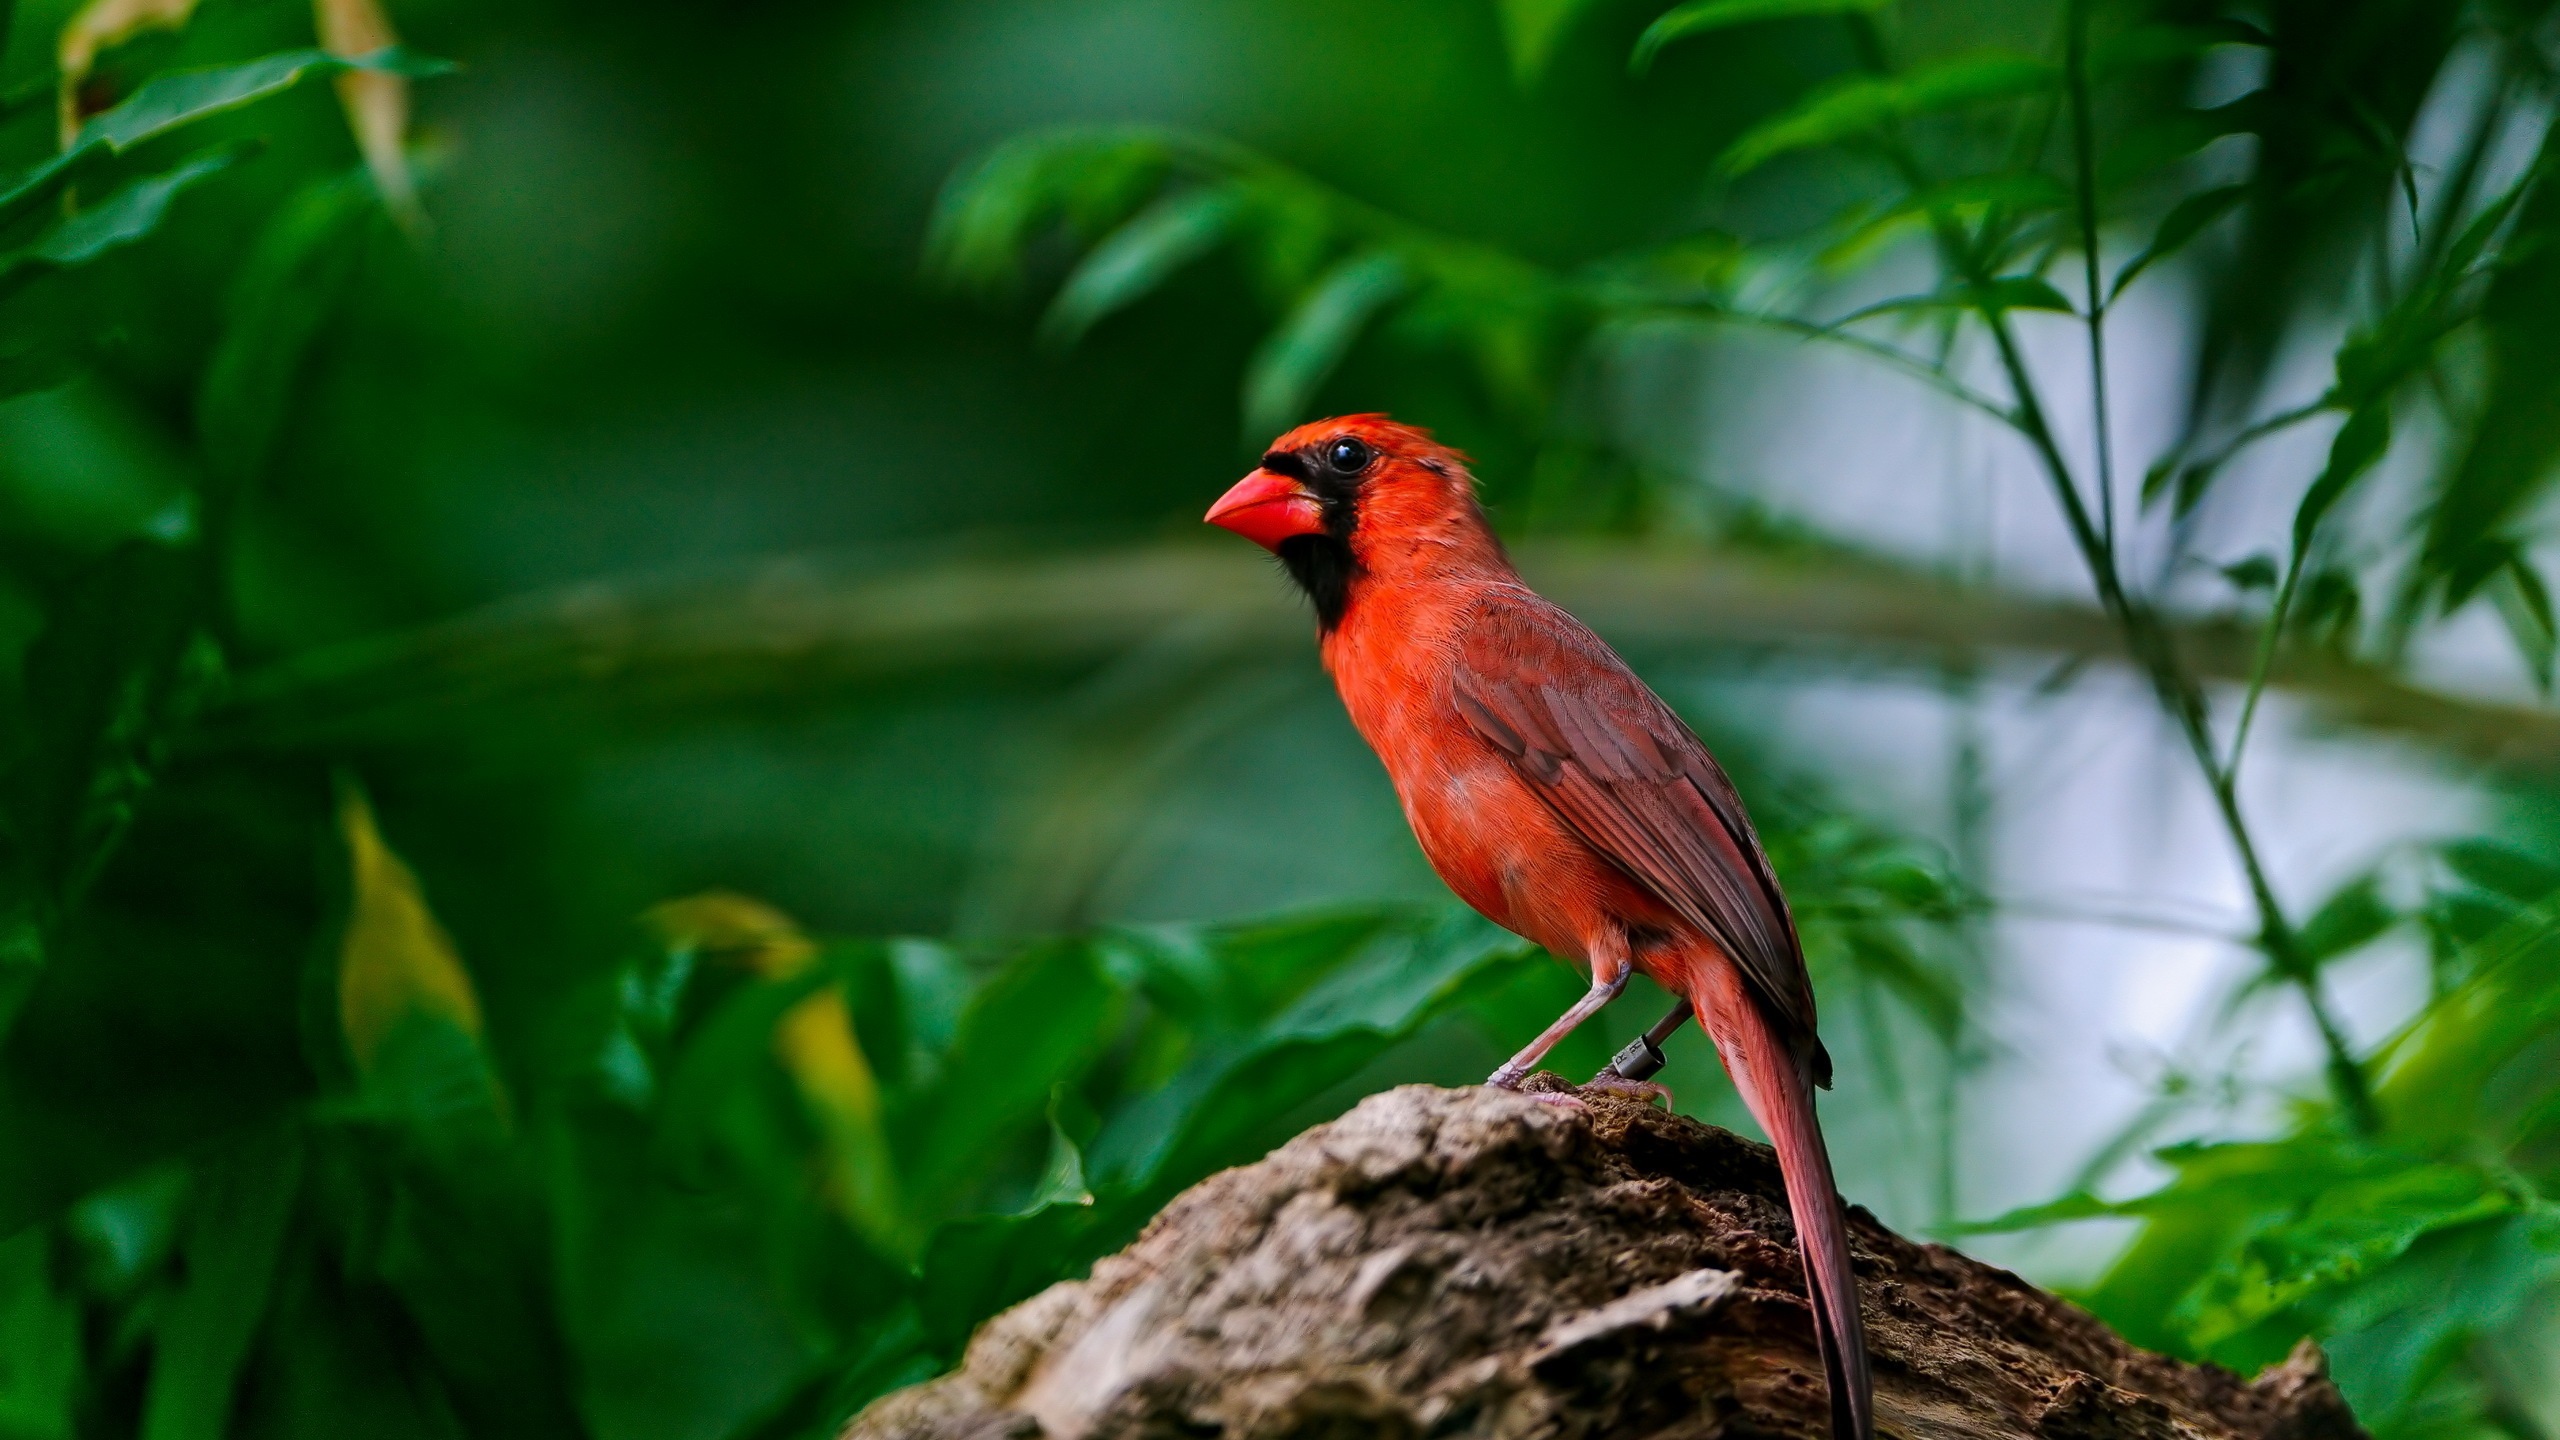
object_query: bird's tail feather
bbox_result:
[1691,971,1873,1440]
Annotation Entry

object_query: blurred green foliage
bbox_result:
[933,0,2560,1431]
[5,0,2560,1436]
[0,7,1972,1433]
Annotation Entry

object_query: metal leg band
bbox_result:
[1609,1034,1666,1082]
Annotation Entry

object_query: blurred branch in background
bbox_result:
[207,540,2560,769]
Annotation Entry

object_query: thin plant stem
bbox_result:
[2064,0,2118,560]
[1941,668,1991,1228]
[2229,91,2508,771]
[2193,150,2360,775]
[1844,20,2385,1130]
[2226,549,2307,778]
[1973,302,2382,1133]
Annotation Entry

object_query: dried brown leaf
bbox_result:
[312,0,421,228]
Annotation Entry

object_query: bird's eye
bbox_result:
[1326,437,1372,474]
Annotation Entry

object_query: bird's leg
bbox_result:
[1597,1000,1694,1083]
[1585,999,1691,1106]
[1487,967,1631,1090]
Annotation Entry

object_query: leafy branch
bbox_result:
[1792,10,2414,1134]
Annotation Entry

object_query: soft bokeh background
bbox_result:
[6,0,2560,1436]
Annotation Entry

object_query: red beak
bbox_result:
[1205,469,1327,552]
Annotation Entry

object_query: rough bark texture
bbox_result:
[845,1081,2367,1440]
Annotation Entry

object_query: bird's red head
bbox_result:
[1205,414,1501,629]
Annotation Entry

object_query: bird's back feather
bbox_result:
[1444,588,1825,1073]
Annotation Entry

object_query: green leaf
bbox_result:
[1719,53,2057,176]
[1888,171,2074,224]
[0,48,448,230]
[1126,1030,1392,1195]
[2438,534,2514,613]
[2294,567,2360,652]
[1814,172,2072,272]
[8,541,202,925]
[1090,912,1524,1192]
[79,47,451,153]
[1951,1187,2124,1233]
[196,172,378,483]
[1023,1088,1095,1212]
[654,963,836,1171]
[2322,1208,2560,1422]
[1956,274,2076,313]
[2178,1159,2513,1350]
[2439,840,2560,905]
[0,342,84,403]
[1107,909,1398,1036]
[2220,554,2278,592]
[1992,1132,2527,1366]
[1039,187,1240,347]
[2387,889,2560,1146]
[913,1088,1098,1356]
[2487,551,2556,693]
[2088,21,2272,78]
[927,129,1176,296]
[10,149,239,273]
[914,1204,1094,1359]
[1497,0,1607,85]
[0,1230,80,1440]
[357,1014,512,1142]
[2099,94,2270,192]
[1258,910,1528,1045]
[1832,273,2075,326]
[1633,0,1891,73]
[1241,251,1407,439]
[2298,874,2394,965]
[140,1128,305,1440]
[907,941,1119,1201]
[2165,460,2218,520]
[2140,455,2185,511]
[2292,404,2390,552]
[2110,184,2246,301]
[881,936,976,1085]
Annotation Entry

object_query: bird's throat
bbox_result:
[1276,532,1358,631]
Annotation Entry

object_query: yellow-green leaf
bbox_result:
[336,780,485,1076]
[646,891,906,1255]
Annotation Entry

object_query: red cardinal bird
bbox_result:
[1207,415,1872,1440]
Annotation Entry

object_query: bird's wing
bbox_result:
[1450,588,1820,1048]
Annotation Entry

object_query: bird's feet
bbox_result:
[1486,1064,1588,1109]
[1581,1071,1674,1108]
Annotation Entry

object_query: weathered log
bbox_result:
[845,1080,2365,1440]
